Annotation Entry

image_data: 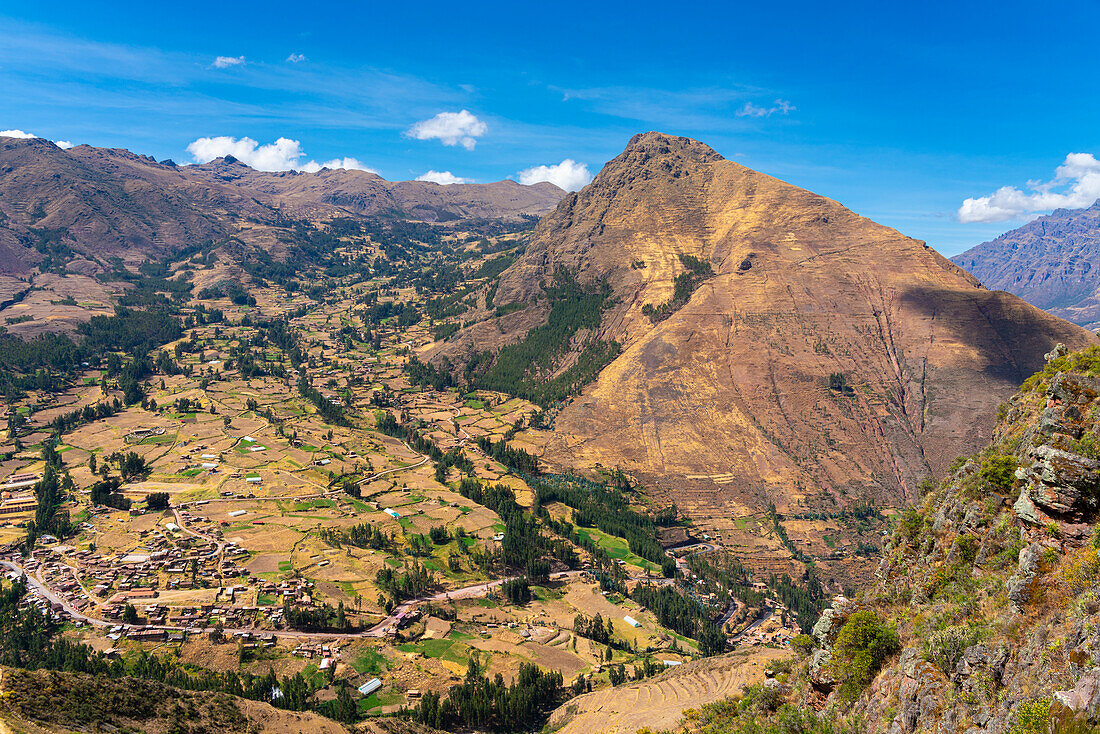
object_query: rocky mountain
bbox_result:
[952,200,1100,329]
[0,137,564,276]
[0,136,259,275]
[582,344,1100,734]
[433,133,1093,560]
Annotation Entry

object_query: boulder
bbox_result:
[1008,543,1044,611]
[1013,491,1048,526]
[1020,444,1100,519]
[953,644,1009,686]
[1053,669,1100,719]
[1030,445,1100,495]
[809,648,835,688]
[1046,343,1069,362]
[812,599,849,646]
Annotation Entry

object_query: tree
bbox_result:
[146,492,170,511]
[697,622,726,656]
[661,557,677,578]
[123,603,139,625]
[502,577,531,605]
[324,682,358,723]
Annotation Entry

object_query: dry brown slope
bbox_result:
[444,132,1094,525]
[0,665,349,734]
[0,137,264,273]
[0,137,565,276]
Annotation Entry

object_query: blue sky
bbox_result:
[2,0,1099,255]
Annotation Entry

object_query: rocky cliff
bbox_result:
[780,343,1100,733]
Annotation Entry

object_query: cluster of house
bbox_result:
[0,472,40,517]
[733,604,800,648]
[292,641,341,663]
[2,567,67,621]
[36,560,95,612]
[379,607,421,639]
[73,540,225,596]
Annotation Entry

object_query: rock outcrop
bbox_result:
[785,345,1100,733]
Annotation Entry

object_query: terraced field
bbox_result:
[546,647,790,734]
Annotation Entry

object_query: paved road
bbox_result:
[1,560,107,628]
[717,597,745,629]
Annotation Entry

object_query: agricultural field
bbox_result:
[0,220,781,730]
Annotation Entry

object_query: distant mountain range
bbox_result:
[952,199,1100,328]
[0,136,564,275]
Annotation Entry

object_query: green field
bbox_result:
[358,690,403,712]
[577,526,659,572]
[397,638,454,658]
[351,648,388,674]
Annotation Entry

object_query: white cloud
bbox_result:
[406,110,486,150]
[286,53,307,63]
[186,135,377,174]
[957,153,1100,223]
[212,55,246,69]
[1,130,75,148]
[415,170,470,185]
[516,159,592,191]
[735,99,795,118]
[300,157,378,174]
[188,136,303,170]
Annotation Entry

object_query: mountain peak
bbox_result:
[434,131,1091,546]
[952,199,1100,327]
[620,131,725,165]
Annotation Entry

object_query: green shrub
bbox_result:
[899,508,924,542]
[1012,698,1051,734]
[978,453,1018,492]
[954,535,978,565]
[792,634,816,656]
[925,624,985,675]
[824,610,900,701]
[1073,432,1100,461]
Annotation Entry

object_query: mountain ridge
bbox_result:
[0,136,565,275]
